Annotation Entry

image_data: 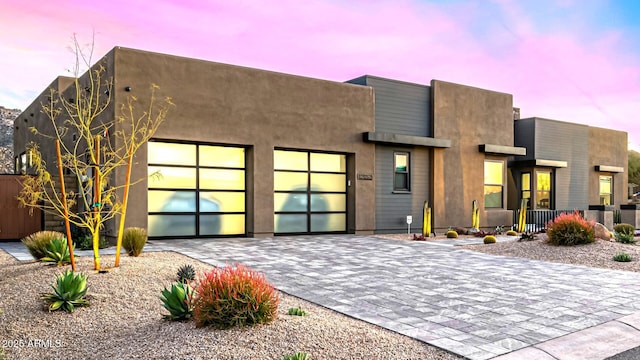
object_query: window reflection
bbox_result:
[148,142,196,166]
[274,150,308,170]
[536,171,551,209]
[200,146,244,168]
[599,175,612,205]
[274,150,347,233]
[149,167,196,189]
[484,160,504,208]
[148,142,246,237]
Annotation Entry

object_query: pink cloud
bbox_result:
[1,0,638,150]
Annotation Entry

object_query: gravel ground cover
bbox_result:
[377,233,640,273]
[458,235,640,272]
[0,250,460,360]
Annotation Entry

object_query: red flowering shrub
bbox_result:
[546,211,595,246]
[193,263,279,329]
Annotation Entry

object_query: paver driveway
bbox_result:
[14,235,640,359]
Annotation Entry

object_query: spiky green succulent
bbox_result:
[279,352,309,360]
[288,306,307,316]
[41,270,89,312]
[41,238,74,266]
[160,282,194,320]
[176,264,196,283]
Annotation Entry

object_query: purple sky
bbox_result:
[1,0,638,150]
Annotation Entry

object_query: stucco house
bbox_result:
[13,47,630,239]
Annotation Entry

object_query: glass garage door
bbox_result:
[274,150,347,234]
[147,141,245,238]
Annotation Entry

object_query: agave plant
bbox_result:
[41,270,89,312]
[176,264,196,283]
[41,238,74,266]
[160,282,194,321]
[279,352,310,360]
[288,306,307,316]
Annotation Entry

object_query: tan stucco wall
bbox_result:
[110,47,375,237]
[13,76,76,168]
[588,126,628,206]
[431,80,515,229]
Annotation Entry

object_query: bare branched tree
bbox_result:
[18,34,173,271]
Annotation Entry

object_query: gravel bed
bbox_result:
[459,236,640,272]
[0,250,460,360]
[376,233,640,273]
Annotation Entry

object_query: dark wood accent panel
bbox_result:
[0,175,42,240]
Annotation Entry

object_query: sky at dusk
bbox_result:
[1,0,639,150]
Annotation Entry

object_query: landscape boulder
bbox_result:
[593,222,613,241]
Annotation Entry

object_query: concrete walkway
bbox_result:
[4,235,640,359]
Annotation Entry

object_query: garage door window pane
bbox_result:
[275,192,307,212]
[148,142,196,165]
[311,214,346,232]
[274,172,308,191]
[311,194,346,212]
[199,192,244,212]
[148,191,196,212]
[274,150,308,171]
[200,169,245,190]
[310,153,346,172]
[200,146,244,168]
[148,215,195,237]
[149,167,196,189]
[274,214,307,233]
[310,174,345,192]
[200,214,245,235]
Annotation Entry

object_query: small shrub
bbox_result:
[615,231,637,244]
[40,270,89,312]
[518,231,538,242]
[160,282,195,321]
[412,234,426,241]
[614,223,635,236]
[177,264,196,283]
[279,353,309,360]
[193,263,279,329]
[506,230,518,236]
[613,253,632,262]
[546,211,595,246]
[483,235,497,244]
[288,306,307,316]
[446,230,458,238]
[122,227,147,256]
[41,238,74,266]
[472,230,494,237]
[75,235,110,250]
[21,231,66,260]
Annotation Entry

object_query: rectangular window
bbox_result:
[394,152,410,191]
[599,175,613,205]
[521,172,531,209]
[19,152,27,174]
[536,171,551,209]
[484,160,504,208]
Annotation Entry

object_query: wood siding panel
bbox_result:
[0,175,42,240]
[535,119,589,209]
[364,77,431,137]
[375,145,430,233]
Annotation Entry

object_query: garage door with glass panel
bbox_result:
[274,150,347,234]
[147,141,246,238]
